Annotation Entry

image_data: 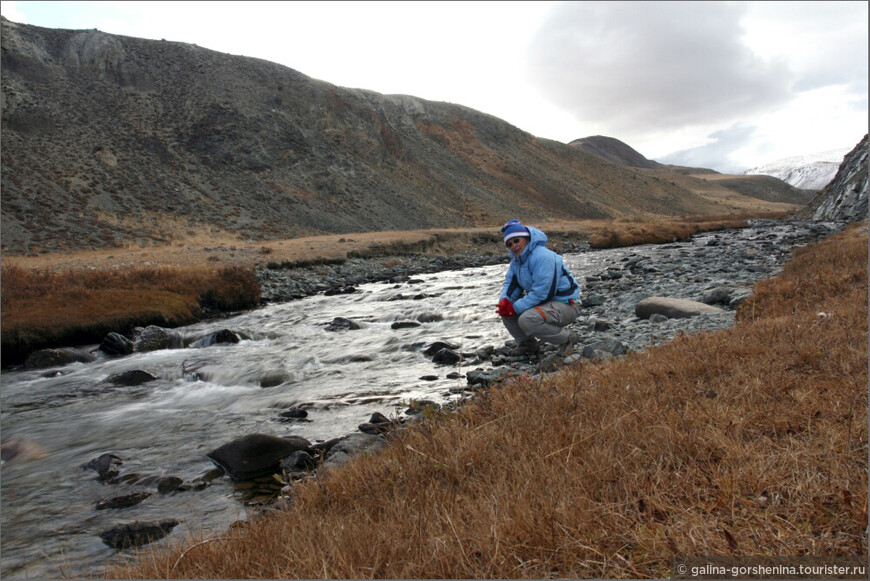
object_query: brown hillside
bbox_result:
[1,18,804,256]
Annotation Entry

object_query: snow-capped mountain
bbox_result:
[743,148,851,190]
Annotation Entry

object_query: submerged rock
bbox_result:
[99,519,179,549]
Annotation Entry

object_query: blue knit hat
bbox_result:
[501,219,530,243]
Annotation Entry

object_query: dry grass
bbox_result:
[586,213,787,249]
[0,264,259,364]
[107,224,867,579]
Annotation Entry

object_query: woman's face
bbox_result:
[506,236,529,256]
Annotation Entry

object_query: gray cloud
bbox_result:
[655,124,758,173]
[527,1,793,136]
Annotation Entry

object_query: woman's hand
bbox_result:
[496,298,516,317]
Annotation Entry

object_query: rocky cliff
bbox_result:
[0,18,798,255]
[796,135,868,222]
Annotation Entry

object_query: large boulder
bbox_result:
[206,433,312,481]
[635,297,726,320]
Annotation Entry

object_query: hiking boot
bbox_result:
[509,339,540,356]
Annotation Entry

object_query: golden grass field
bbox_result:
[97,222,868,579]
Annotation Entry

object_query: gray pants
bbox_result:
[502,300,582,345]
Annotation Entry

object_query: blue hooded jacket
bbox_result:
[499,226,581,314]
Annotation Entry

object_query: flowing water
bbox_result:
[0,224,835,578]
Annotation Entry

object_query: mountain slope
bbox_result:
[568,135,662,169]
[0,18,781,255]
[569,135,812,206]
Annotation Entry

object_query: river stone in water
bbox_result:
[133,326,183,352]
[635,297,726,319]
[82,453,123,482]
[99,519,179,549]
[23,347,96,370]
[102,370,158,386]
[207,433,312,481]
[95,492,152,510]
[98,332,134,357]
[189,329,240,348]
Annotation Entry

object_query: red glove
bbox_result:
[496,298,516,318]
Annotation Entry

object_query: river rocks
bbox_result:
[102,369,158,386]
[189,328,240,348]
[466,367,513,387]
[82,453,123,483]
[98,332,134,357]
[321,433,386,470]
[635,297,726,320]
[325,317,362,331]
[0,438,47,464]
[278,407,309,420]
[405,400,441,415]
[95,492,152,510]
[358,411,403,435]
[98,519,179,549]
[23,347,96,370]
[132,325,183,352]
[157,476,184,494]
[424,341,459,356]
[581,336,629,358]
[279,450,318,477]
[206,433,312,481]
[432,348,461,365]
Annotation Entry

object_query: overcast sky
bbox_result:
[2,1,867,173]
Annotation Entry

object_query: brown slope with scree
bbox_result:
[1,17,802,255]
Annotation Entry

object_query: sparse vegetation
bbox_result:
[107,224,867,579]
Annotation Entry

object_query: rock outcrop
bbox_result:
[797,134,868,222]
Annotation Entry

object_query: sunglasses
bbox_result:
[505,237,525,248]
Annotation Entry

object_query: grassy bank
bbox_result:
[0,265,259,366]
[107,224,867,578]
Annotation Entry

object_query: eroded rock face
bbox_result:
[799,134,868,222]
